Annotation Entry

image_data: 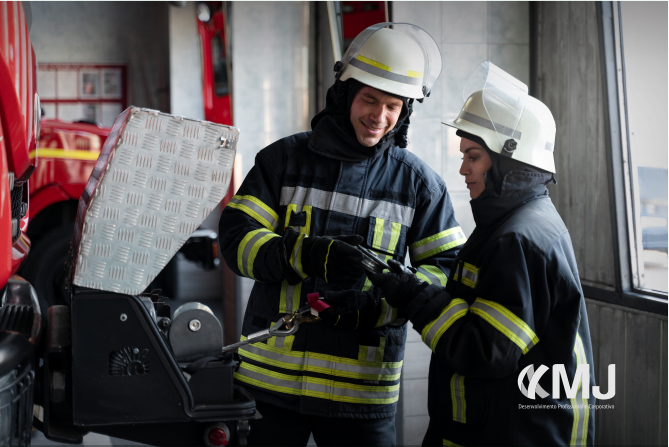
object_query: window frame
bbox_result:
[597,1,667,314]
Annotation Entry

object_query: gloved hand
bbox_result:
[367,259,428,310]
[319,289,380,330]
[302,234,365,288]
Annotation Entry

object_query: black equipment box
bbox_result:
[70,288,255,426]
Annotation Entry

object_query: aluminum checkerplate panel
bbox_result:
[71,107,238,295]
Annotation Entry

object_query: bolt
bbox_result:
[120,313,127,321]
[189,319,201,332]
[132,348,139,355]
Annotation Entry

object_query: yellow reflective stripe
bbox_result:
[410,227,467,262]
[227,195,280,231]
[443,440,462,447]
[470,298,539,355]
[453,262,480,289]
[362,276,373,292]
[418,265,448,287]
[267,331,295,350]
[290,233,308,278]
[239,336,402,381]
[373,218,385,249]
[284,204,312,235]
[421,299,469,352]
[374,298,398,328]
[407,70,423,78]
[356,55,391,72]
[235,363,399,404]
[279,280,302,314]
[389,222,401,253]
[358,337,386,363]
[30,148,100,160]
[237,229,279,280]
[571,332,589,446]
[372,218,402,255]
[323,240,334,282]
[450,374,466,423]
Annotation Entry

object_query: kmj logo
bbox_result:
[517,364,615,400]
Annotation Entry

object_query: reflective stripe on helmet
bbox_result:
[461,111,522,140]
[350,56,422,86]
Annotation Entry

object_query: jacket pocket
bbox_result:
[366,216,406,257]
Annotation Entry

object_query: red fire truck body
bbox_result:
[0,1,38,287]
[29,120,108,218]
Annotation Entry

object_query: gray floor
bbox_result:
[31,429,144,446]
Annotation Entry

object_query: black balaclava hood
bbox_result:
[456,129,554,199]
[310,79,412,162]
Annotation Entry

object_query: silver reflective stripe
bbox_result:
[228,196,280,230]
[239,343,402,379]
[545,141,554,152]
[422,299,469,351]
[416,266,447,287]
[366,347,377,362]
[349,57,422,86]
[280,186,415,227]
[410,228,466,260]
[274,336,285,349]
[284,282,297,313]
[240,231,270,277]
[571,332,589,445]
[461,111,522,140]
[451,374,466,423]
[375,299,397,327]
[237,364,400,403]
[470,299,538,354]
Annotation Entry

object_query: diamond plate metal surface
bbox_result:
[72,107,238,295]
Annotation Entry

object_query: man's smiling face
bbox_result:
[349,86,404,147]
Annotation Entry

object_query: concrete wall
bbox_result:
[230,1,314,330]
[169,2,204,120]
[30,1,170,113]
[390,2,530,444]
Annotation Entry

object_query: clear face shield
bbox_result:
[462,61,528,152]
[335,22,442,100]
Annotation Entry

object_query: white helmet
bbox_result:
[443,61,557,173]
[336,23,442,100]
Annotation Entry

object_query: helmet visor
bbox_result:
[463,61,528,147]
[338,22,442,98]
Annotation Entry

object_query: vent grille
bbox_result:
[0,305,34,337]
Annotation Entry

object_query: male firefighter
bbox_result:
[365,62,596,446]
[218,23,466,446]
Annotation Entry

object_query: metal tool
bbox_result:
[220,306,320,354]
[358,246,390,273]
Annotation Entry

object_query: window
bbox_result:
[38,63,128,127]
[617,2,668,294]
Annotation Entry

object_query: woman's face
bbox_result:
[459,138,493,199]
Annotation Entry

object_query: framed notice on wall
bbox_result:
[38,63,128,127]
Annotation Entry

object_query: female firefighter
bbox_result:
[357,62,596,445]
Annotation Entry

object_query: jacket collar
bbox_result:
[309,79,410,162]
[470,170,551,227]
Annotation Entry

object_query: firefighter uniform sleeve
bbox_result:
[218,148,287,283]
[405,234,563,379]
[407,183,466,287]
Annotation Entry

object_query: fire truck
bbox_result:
[0,2,43,445]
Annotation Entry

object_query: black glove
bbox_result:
[319,289,380,330]
[367,259,428,310]
[302,234,364,288]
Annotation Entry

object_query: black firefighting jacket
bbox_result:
[218,81,464,419]
[405,171,596,445]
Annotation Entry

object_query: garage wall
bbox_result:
[30,1,171,113]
